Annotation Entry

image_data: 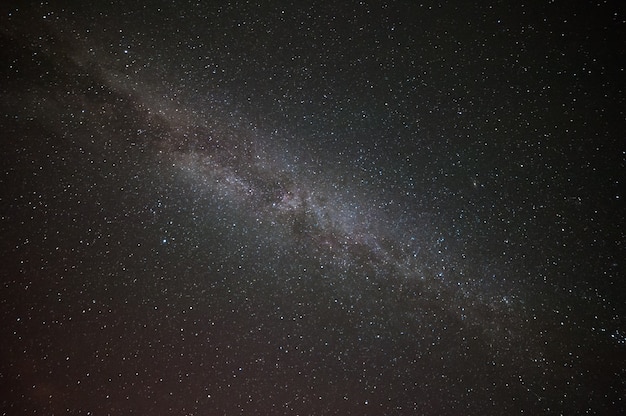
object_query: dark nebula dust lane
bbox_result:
[1,2,625,415]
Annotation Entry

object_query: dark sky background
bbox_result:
[1,1,624,414]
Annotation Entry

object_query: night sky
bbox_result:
[1,1,625,414]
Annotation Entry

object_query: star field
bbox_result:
[1,1,625,414]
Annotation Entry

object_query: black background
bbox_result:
[1,1,624,414]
